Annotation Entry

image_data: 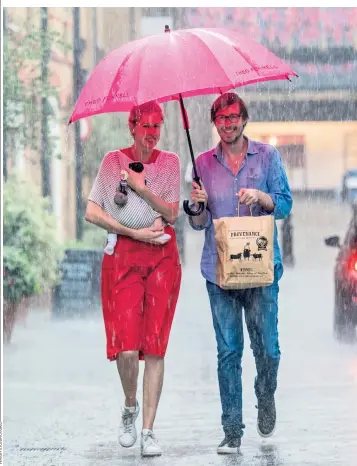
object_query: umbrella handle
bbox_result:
[178,94,205,217]
[183,175,205,216]
[183,200,204,216]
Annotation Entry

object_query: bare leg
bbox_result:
[116,351,139,407]
[143,355,165,430]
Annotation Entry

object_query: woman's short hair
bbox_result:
[129,101,164,125]
[210,93,249,122]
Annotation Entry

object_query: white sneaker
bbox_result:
[141,429,162,457]
[118,401,139,447]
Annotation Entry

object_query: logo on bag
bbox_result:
[256,236,268,251]
[230,230,260,238]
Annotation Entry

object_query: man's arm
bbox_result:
[257,191,275,213]
[266,148,293,219]
[188,180,212,230]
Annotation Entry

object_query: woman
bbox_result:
[85,101,182,457]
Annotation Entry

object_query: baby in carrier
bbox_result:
[104,165,171,255]
[104,216,171,255]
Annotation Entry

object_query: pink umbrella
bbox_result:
[70,26,297,215]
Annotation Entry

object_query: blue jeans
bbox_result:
[206,264,283,439]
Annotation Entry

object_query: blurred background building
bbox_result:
[185,7,357,196]
[3,7,357,243]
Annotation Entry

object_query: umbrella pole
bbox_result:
[178,94,204,216]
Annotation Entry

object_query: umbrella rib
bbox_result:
[175,30,235,91]
[134,42,150,106]
[106,40,148,108]
[194,29,266,80]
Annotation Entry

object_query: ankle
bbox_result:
[142,425,154,431]
[125,398,137,408]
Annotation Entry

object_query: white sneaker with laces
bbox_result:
[118,401,139,447]
[141,429,162,457]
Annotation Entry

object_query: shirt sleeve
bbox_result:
[161,153,181,203]
[87,154,110,209]
[188,207,213,230]
[267,148,293,220]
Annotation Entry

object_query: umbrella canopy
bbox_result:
[69,26,296,123]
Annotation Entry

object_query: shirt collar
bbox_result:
[213,136,259,161]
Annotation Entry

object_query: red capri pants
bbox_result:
[101,226,182,361]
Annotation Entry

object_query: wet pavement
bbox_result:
[3,199,357,465]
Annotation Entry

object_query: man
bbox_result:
[189,92,292,453]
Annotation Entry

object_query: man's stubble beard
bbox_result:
[222,125,245,146]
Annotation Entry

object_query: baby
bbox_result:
[104,217,171,255]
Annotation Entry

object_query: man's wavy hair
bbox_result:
[210,92,249,123]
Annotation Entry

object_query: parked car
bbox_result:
[325,205,357,341]
[340,169,357,204]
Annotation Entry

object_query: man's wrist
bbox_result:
[256,190,263,204]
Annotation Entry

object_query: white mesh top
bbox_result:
[88,149,181,230]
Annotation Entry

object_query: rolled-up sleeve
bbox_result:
[267,148,293,220]
[188,207,213,230]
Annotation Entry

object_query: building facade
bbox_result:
[186,7,357,194]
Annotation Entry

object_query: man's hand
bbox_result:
[238,188,261,206]
[191,181,208,208]
[126,166,147,194]
[238,188,275,213]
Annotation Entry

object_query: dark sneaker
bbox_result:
[217,436,241,454]
[256,398,276,437]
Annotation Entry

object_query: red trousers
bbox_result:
[101,226,182,361]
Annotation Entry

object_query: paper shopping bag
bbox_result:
[213,204,274,289]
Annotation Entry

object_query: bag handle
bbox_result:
[237,199,253,217]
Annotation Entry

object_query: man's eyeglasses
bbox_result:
[215,114,242,124]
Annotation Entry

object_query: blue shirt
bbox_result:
[189,138,293,285]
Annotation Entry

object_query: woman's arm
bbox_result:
[85,201,135,236]
[137,189,179,224]
[238,148,292,216]
[85,201,164,241]
[126,154,181,224]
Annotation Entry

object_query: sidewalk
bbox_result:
[4,199,357,465]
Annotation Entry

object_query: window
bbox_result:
[142,8,171,17]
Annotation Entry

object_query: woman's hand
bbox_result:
[131,224,165,243]
[126,166,147,194]
[191,181,208,208]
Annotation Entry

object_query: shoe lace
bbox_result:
[143,431,158,445]
[122,411,135,433]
